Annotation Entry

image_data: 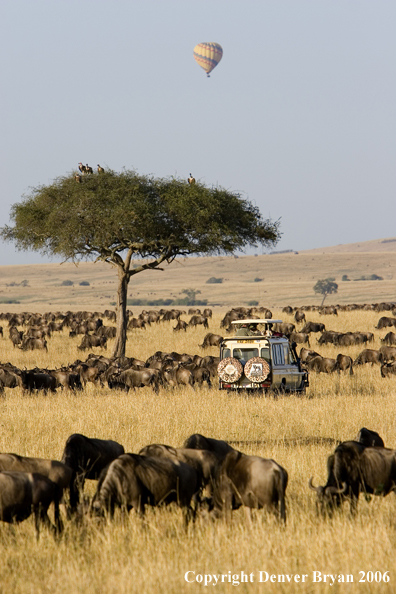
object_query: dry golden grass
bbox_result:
[0,309,395,593]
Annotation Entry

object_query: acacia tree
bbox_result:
[313,278,338,306]
[1,169,280,357]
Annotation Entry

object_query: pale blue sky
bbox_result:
[1,1,395,265]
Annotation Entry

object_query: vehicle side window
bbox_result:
[222,348,231,358]
[260,347,270,362]
[272,344,285,366]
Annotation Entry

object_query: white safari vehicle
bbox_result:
[217,319,309,393]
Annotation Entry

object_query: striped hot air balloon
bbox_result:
[193,42,223,77]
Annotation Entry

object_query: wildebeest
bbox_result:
[381,361,396,378]
[309,441,396,513]
[272,322,295,336]
[183,434,234,460]
[0,472,63,537]
[376,317,396,330]
[162,365,193,388]
[49,369,83,391]
[199,333,223,349]
[306,356,337,374]
[77,334,107,351]
[61,433,125,508]
[336,354,353,375]
[173,319,188,332]
[108,368,160,392]
[9,326,24,347]
[188,315,209,329]
[138,443,219,497]
[0,367,22,389]
[289,332,310,346]
[20,337,48,351]
[299,348,321,364]
[21,370,57,393]
[379,346,396,363]
[355,428,385,448]
[91,453,200,524]
[301,322,325,334]
[0,453,72,506]
[381,332,396,345]
[211,450,288,522]
[353,349,382,366]
[294,310,306,324]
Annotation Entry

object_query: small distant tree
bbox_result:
[206,277,223,284]
[180,288,201,305]
[341,274,350,281]
[313,278,338,306]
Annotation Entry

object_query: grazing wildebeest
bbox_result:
[289,332,310,346]
[0,453,72,506]
[379,346,396,363]
[309,441,396,514]
[91,453,200,524]
[335,354,353,375]
[162,365,193,388]
[61,433,125,508]
[355,428,385,448]
[353,349,382,366]
[183,434,234,460]
[381,361,396,378]
[0,472,63,538]
[272,322,295,336]
[49,369,83,391]
[0,368,22,389]
[20,337,48,351]
[200,333,223,349]
[9,326,24,347]
[212,450,288,523]
[173,319,188,332]
[107,368,160,392]
[77,334,107,351]
[376,317,396,330]
[188,315,209,329]
[299,348,321,364]
[306,356,337,374]
[381,332,396,345]
[138,444,219,497]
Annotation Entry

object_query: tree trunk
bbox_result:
[112,268,129,358]
[321,293,327,307]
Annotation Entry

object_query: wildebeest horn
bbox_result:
[308,477,320,492]
[326,482,347,495]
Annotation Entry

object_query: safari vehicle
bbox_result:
[217,319,309,393]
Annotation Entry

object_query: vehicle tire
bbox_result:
[244,357,270,383]
[217,358,243,383]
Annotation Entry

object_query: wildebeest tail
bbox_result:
[275,467,288,523]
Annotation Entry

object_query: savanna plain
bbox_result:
[0,305,395,594]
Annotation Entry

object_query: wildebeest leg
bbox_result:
[244,506,253,527]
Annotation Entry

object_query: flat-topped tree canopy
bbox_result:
[1,168,281,356]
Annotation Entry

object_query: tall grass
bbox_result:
[0,309,395,593]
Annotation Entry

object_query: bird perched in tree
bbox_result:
[85,164,93,174]
[78,162,87,174]
[188,173,196,185]
[75,174,82,183]
[97,164,105,174]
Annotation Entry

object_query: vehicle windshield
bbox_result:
[233,348,259,360]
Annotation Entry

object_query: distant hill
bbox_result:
[301,237,396,254]
[0,238,395,311]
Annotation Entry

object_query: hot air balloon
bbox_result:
[193,42,223,77]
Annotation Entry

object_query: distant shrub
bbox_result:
[61,280,74,286]
[0,299,20,304]
[247,300,259,306]
[341,275,350,281]
[206,277,223,284]
[20,280,29,287]
[79,281,90,286]
[354,274,383,282]
[254,277,263,283]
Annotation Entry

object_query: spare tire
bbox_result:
[244,357,270,383]
[217,357,243,383]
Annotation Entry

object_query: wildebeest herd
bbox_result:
[0,301,395,537]
[0,426,394,537]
